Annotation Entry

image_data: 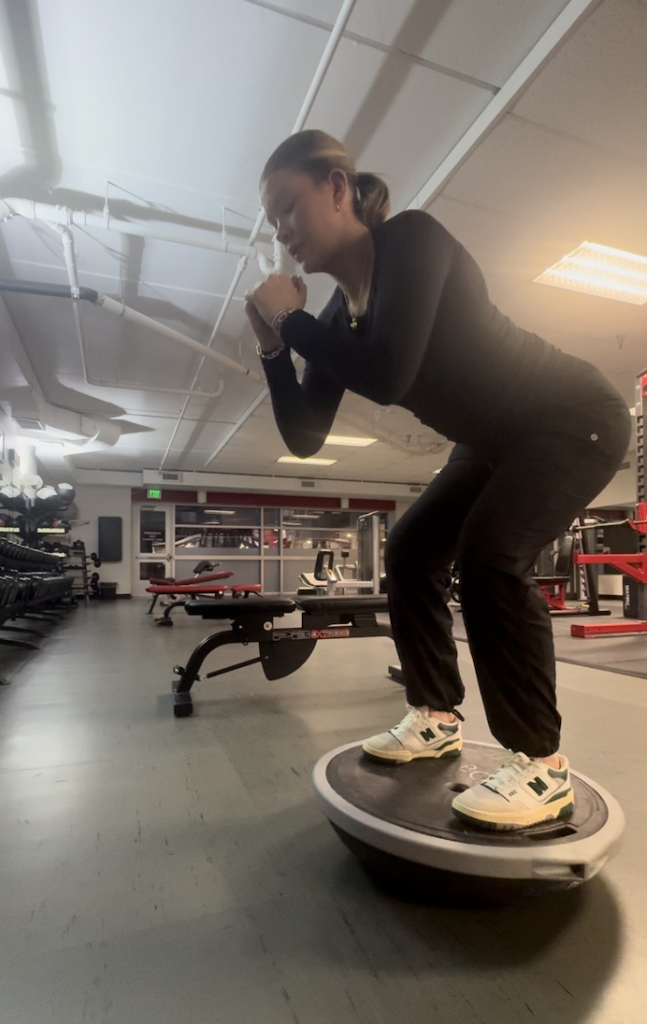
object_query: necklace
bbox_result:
[343,257,370,330]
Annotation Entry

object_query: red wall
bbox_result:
[131,489,395,511]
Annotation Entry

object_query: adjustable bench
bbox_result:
[146,568,234,615]
[171,594,392,717]
[146,579,233,625]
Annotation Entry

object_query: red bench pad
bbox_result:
[146,584,229,595]
[230,584,262,593]
[148,571,233,586]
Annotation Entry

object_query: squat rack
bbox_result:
[571,367,647,638]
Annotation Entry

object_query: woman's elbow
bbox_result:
[281,430,323,460]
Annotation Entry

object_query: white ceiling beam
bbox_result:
[408,0,605,211]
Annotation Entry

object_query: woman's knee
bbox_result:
[385,518,450,578]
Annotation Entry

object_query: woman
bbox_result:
[245,129,631,831]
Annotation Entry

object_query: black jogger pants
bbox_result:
[385,393,632,758]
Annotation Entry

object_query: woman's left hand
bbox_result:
[247,273,307,326]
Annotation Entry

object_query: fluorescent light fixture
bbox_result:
[323,435,377,447]
[277,456,337,466]
[291,513,320,519]
[204,510,236,514]
[282,521,303,526]
[534,242,647,305]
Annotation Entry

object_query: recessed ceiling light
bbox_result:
[323,435,377,447]
[277,456,337,466]
[534,242,647,305]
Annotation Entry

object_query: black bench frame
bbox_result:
[172,595,392,717]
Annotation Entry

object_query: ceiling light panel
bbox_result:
[534,242,647,305]
[323,435,377,447]
[277,456,337,466]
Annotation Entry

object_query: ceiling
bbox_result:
[0,0,646,490]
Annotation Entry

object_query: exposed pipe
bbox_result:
[158,253,254,467]
[0,293,122,449]
[0,277,264,382]
[0,198,275,273]
[55,224,226,399]
[195,0,359,470]
[1,0,359,471]
[96,295,264,383]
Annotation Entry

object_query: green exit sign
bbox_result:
[147,488,162,499]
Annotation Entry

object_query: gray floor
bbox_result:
[1,600,646,1024]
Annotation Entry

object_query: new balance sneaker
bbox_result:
[362,704,463,763]
[452,751,574,830]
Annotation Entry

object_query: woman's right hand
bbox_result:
[244,298,283,353]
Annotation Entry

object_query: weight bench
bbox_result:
[146,577,259,626]
[146,569,233,614]
[171,594,392,717]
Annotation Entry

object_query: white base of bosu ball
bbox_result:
[313,741,625,903]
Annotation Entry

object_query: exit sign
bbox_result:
[147,488,162,499]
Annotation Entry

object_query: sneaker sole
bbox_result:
[362,740,463,763]
[451,789,575,830]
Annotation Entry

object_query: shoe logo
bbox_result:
[527,776,549,797]
[419,727,436,742]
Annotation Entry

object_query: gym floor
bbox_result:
[0,600,645,1024]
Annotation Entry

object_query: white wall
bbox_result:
[590,451,637,510]
[71,485,132,595]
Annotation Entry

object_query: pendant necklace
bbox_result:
[344,259,369,330]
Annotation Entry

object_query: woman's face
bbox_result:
[261,168,342,274]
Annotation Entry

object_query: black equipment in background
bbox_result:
[98,516,123,562]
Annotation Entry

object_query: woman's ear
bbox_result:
[329,168,350,209]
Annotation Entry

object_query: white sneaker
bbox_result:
[452,751,574,830]
[362,704,463,763]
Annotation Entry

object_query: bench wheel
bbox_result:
[155,617,173,627]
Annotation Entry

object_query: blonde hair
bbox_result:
[261,129,390,230]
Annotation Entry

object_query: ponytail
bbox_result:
[355,171,390,230]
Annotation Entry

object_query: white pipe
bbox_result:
[0,198,275,273]
[96,295,264,381]
[195,0,358,470]
[291,0,357,132]
[0,293,121,447]
[159,253,252,468]
[54,223,226,399]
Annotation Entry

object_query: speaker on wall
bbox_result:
[98,516,123,562]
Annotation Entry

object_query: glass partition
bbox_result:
[280,509,360,572]
[174,505,261,556]
[161,504,385,593]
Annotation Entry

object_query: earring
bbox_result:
[335,204,340,211]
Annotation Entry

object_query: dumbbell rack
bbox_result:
[60,542,92,602]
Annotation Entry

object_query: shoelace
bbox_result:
[484,751,534,790]
[390,704,428,739]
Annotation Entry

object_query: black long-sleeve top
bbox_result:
[262,210,614,459]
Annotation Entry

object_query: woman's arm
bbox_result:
[262,347,345,458]
[279,211,457,406]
